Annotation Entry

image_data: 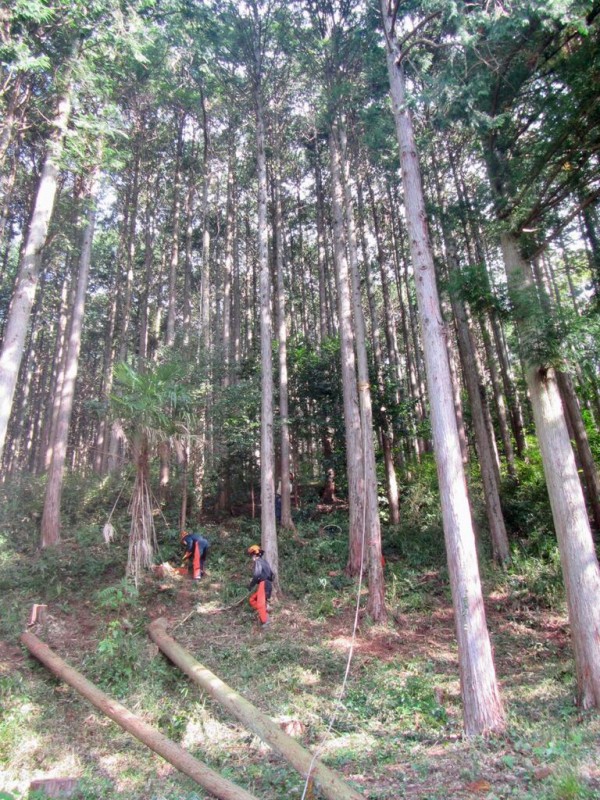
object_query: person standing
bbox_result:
[246,544,274,627]
[181,530,209,580]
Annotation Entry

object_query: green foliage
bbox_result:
[446,261,509,317]
[94,579,139,611]
[501,446,555,543]
[86,620,142,696]
[345,663,447,730]
[111,358,204,440]
[547,772,595,800]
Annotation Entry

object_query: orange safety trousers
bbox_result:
[192,542,202,580]
[249,581,268,624]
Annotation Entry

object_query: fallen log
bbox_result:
[20,631,260,800]
[148,617,365,800]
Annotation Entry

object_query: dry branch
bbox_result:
[148,617,365,800]
[20,631,260,800]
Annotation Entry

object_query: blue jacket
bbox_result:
[182,533,209,556]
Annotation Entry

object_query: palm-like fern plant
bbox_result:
[111,359,201,584]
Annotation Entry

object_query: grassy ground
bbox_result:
[1,478,599,800]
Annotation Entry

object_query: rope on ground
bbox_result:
[300,416,370,800]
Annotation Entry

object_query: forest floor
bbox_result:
[1,512,600,800]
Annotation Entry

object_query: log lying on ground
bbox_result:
[148,617,365,800]
[20,631,260,800]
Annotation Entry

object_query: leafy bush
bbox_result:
[84,620,143,696]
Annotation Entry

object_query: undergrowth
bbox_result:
[0,465,598,799]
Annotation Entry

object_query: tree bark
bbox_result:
[252,15,279,586]
[338,123,386,619]
[0,86,71,463]
[273,171,294,530]
[21,631,260,800]
[501,232,600,708]
[148,619,365,800]
[41,166,100,546]
[556,369,600,534]
[356,177,400,524]
[328,128,365,577]
[166,115,184,347]
[382,6,506,735]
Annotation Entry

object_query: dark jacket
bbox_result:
[182,533,209,557]
[248,556,274,597]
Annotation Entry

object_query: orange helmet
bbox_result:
[180,530,188,540]
[247,544,262,556]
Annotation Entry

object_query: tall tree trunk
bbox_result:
[382,5,506,735]
[166,116,184,347]
[500,232,600,708]
[41,165,100,547]
[356,177,400,525]
[339,124,386,619]
[314,151,333,342]
[222,142,235,387]
[0,86,71,463]
[430,153,510,563]
[328,128,365,577]
[273,172,293,530]
[252,22,279,586]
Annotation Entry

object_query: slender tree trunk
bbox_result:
[314,152,333,342]
[273,172,293,530]
[430,155,510,563]
[222,143,235,386]
[200,162,212,356]
[252,30,279,586]
[166,116,184,347]
[356,177,400,524]
[382,8,506,734]
[339,124,386,619]
[0,87,71,463]
[555,370,600,533]
[490,311,527,458]
[328,128,365,577]
[41,166,100,546]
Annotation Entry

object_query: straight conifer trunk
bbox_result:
[41,167,100,546]
[381,4,506,734]
[0,88,71,464]
[274,174,294,530]
[501,232,600,708]
[338,125,386,618]
[328,128,365,576]
[252,12,278,583]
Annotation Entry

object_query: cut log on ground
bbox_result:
[148,617,365,800]
[20,631,260,800]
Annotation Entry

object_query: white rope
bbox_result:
[106,484,126,524]
[299,416,370,800]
